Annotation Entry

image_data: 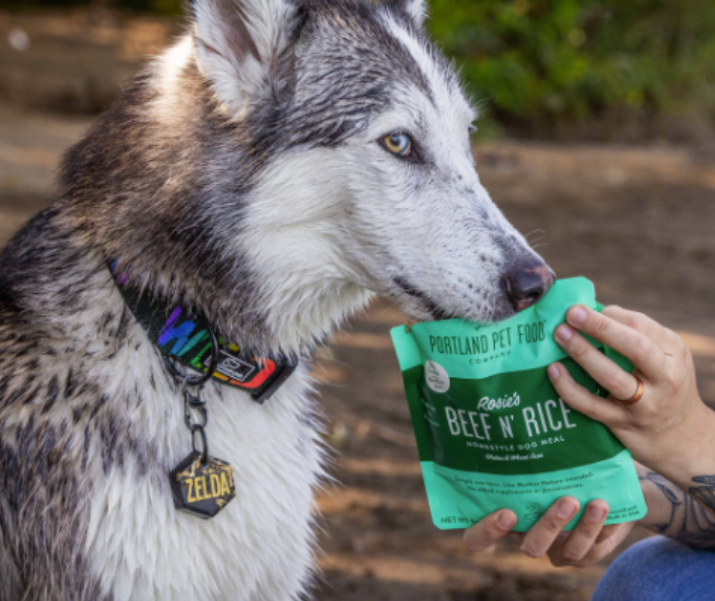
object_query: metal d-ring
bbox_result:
[163,323,220,388]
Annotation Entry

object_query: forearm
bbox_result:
[635,403,715,495]
[636,461,715,549]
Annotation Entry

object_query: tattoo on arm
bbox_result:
[689,476,715,513]
[639,471,715,549]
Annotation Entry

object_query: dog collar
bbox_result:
[109,260,297,404]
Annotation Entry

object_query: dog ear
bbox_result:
[386,0,427,29]
[191,0,299,112]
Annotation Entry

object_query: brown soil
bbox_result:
[0,8,178,113]
[2,10,715,600]
[312,141,715,600]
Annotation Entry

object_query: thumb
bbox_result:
[464,509,517,552]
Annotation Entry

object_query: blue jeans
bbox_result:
[592,536,715,601]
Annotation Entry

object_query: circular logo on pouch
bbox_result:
[425,360,450,393]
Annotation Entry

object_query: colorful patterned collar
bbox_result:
[109,260,297,404]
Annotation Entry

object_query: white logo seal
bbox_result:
[425,360,450,393]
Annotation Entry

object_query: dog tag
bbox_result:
[169,452,236,519]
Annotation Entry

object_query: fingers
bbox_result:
[553,325,642,401]
[520,497,580,558]
[548,362,626,424]
[465,500,624,568]
[464,509,517,552]
[549,500,609,566]
[570,522,632,567]
[559,305,667,381]
[602,306,683,355]
[595,524,621,544]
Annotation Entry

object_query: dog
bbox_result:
[0,0,554,599]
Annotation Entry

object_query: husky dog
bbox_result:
[0,0,554,599]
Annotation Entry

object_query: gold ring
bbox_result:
[617,375,645,405]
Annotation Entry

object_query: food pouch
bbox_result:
[390,277,647,532]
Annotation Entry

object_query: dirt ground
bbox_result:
[2,9,715,601]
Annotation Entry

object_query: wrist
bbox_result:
[634,463,661,528]
[644,404,715,487]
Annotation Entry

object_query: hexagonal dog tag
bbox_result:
[169,451,236,519]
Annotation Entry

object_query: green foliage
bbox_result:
[6,0,715,134]
[429,0,715,131]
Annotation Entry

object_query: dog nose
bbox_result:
[504,261,556,312]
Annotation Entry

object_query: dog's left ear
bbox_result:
[191,0,300,112]
[386,0,427,29]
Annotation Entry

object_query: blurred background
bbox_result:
[1,1,715,599]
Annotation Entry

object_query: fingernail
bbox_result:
[519,542,537,557]
[547,364,560,380]
[568,306,588,325]
[588,504,607,521]
[555,324,574,343]
[497,511,516,531]
[557,499,578,519]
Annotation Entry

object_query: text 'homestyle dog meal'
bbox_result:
[391,277,647,532]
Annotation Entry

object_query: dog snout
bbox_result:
[503,261,556,313]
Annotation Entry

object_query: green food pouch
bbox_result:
[390,277,647,532]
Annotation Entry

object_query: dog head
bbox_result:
[191,0,553,321]
[123,0,555,351]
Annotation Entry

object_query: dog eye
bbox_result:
[381,133,413,158]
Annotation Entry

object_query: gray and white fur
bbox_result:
[0,0,554,599]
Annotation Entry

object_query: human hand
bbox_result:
[548,305,715,480]
[463,497,631,567]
